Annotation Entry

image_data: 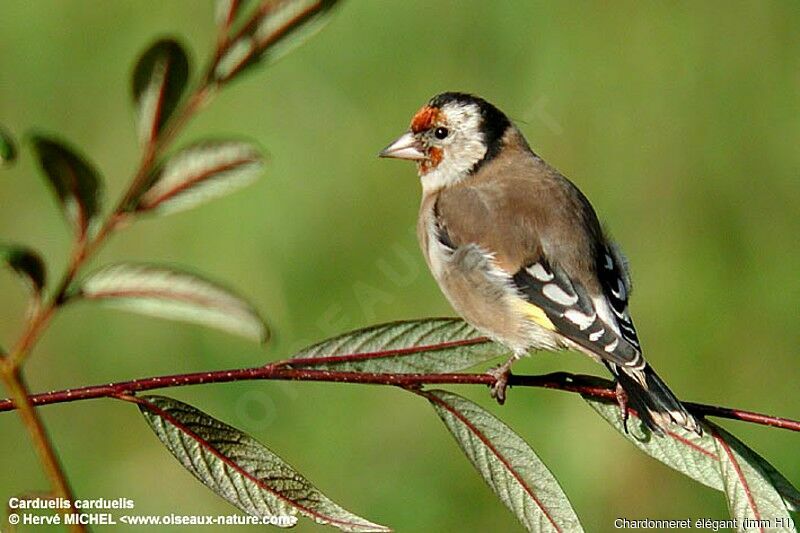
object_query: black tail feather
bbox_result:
[607,362,701,435]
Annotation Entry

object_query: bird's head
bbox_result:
[380,92,511,191]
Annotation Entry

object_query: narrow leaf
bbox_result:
[137,395,390,532]
[424,390,582,532]
[711,423,794,529]
[291,318,508,373]
[214,0,340,82]
[0,125,17,166]
[745,450,800,513]
[77,263,268,342]
[131,39,190,146]
[136,141,264,215]
[586,399,723,490]
[30,135,103,238]
[586,398,800,512]
[0,244,46,295]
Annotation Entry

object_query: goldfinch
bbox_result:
[380,92,699,435]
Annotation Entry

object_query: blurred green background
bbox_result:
[1,1,798,531]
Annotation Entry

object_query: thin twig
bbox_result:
[0,15,233,522]
[0,364,797,432]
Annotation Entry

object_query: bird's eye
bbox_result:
[434,127,449,140]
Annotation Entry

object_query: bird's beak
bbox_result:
[378,132,425,161]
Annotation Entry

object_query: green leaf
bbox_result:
[30,135,103,238]
[214,0,341,82]
[290,318,508,372]
[137,395,391,532]
[0,244,46,294]
[136,141,264,215]
[710,423,794,530]
[744,448,800,513]
[586,398,800,513]
[77,263,269,343]
[424,390,583,532]
[586,399,723,490]
[131,38,190,146]
[0,125,17,166]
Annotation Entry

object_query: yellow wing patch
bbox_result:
[513,299,556,331]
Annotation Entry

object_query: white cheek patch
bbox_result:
[421,103,486,193]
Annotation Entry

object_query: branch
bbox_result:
[1,363,797,432]
[0,11,232,521]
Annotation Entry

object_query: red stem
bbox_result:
[0,364,797,432]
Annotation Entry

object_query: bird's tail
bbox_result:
[608,362,701,435]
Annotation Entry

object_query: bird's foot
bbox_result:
[615,382,630,433]
[487,358,516,405]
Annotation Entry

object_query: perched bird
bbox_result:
[379,92,699,435]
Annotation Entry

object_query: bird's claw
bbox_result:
[487,359,515,405]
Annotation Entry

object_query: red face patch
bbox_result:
[410,106,441,133]
[419,147,443,175]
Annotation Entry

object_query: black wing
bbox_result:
[597,243,642,354]
[511,252,644,370]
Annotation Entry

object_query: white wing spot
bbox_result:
[528,263,554,281]
[604,338,619,352]
[593,297,621,335]
[543,284,578,306]
[589,329,604,341]
[604,254,614,270]
[564,309,596,330]
[611,278,626,300]
[624,353,646,371]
